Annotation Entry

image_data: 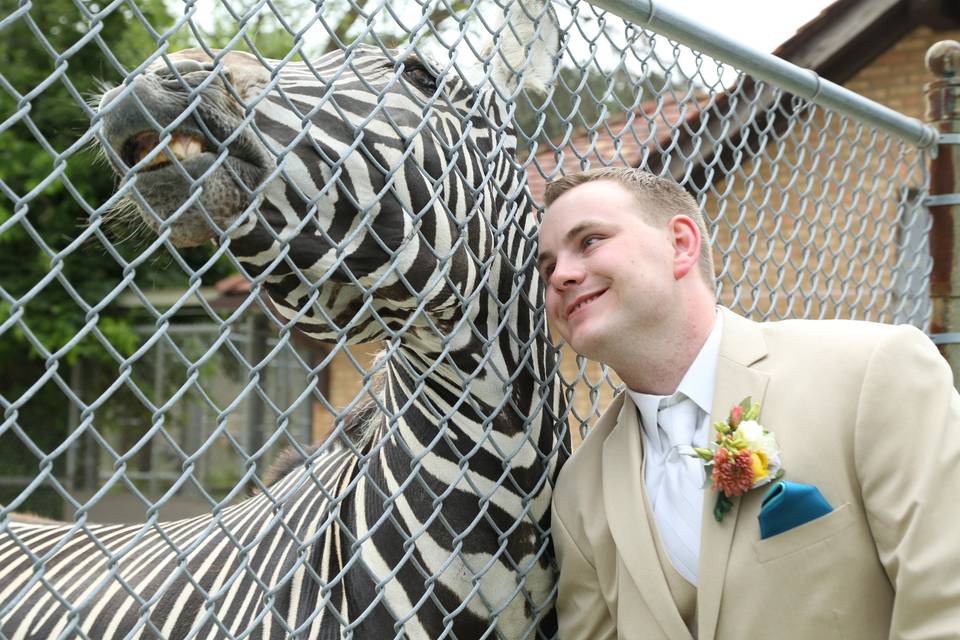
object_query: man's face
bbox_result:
[537,180,677,359]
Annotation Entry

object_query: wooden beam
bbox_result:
[776,0,915,84]
[910,0,960,30]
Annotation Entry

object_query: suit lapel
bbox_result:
[603,395,691,639]
[697,309,771,640]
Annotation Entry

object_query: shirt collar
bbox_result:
[676,309,723,415]
[627,309,723,435]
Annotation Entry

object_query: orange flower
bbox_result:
[711,448,755,497]
[691,397,784,522]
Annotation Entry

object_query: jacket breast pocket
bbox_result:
[752,502,856,563]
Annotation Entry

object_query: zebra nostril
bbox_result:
[193,61,234,89]
[172,58,205,75]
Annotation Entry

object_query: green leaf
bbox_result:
[692,447,714,461]
[728,432,748,450]
[713,493,734,522]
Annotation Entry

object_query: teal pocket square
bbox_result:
[758,481,832,539]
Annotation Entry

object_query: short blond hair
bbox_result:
[544,168,716,291]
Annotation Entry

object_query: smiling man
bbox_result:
[538,168,960,639]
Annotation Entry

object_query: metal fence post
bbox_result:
[926,40,960,383]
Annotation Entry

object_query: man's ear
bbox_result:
[668,215,701,280]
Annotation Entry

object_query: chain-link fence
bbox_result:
[0,0,938,637]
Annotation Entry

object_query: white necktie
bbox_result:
[652,395,703,585]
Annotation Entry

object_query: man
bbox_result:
[538,167,960,639]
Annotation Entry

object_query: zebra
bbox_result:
[0,2,569,639]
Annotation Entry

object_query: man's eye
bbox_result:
[583,235,600,247]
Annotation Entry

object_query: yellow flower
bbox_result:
[750,451,769,482]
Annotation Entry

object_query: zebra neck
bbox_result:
[378,341,552,440]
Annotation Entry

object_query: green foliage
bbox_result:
[166,0,474,61]
[0,0,240,361]
[0,0,240,514]
[514,64,673,158]
[168,0,319,60]
[1,0,165,364]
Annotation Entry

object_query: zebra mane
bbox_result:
[253,409,373,493]
[254,447,315,494]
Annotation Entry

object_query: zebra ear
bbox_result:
[484,0,560,95]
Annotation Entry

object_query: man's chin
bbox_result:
[565,329,604,361]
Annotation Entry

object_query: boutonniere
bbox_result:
[691,397,783,522]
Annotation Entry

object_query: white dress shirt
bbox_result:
[627,311,723,582]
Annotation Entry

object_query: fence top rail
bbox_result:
[588,0,940,149]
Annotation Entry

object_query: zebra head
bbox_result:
[96,5,559,344]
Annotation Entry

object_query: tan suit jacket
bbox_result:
[552,308,960,639]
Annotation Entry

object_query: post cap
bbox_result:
[926,40,960,79]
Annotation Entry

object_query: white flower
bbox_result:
[765,452,783,477]
[737,419,764,444]
[752,471,777,489]
[737,420,783,484]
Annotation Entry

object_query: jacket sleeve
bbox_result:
[551,494,617,640]
[854,325,960,637]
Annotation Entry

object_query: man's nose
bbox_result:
[549,259,585,290]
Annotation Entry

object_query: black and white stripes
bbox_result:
[3,3,564,637]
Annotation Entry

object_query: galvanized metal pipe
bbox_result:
[589,0,941,149]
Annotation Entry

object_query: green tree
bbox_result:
[168,0,317,59]
[0,0,238,515]
[166,0,472,60]
[513,63,673,158]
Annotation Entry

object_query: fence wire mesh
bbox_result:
[0,0,933,638]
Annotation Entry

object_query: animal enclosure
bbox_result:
[0,0,937,637]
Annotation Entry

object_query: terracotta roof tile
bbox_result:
[525,92,710,203]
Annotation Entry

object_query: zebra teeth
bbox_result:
[127,131,161,167]
[127,131,205,170]
[168,133,204,161]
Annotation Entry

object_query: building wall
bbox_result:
[844,25,960,119]
[700,22,959,324]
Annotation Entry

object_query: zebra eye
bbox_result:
[401,61,438,92]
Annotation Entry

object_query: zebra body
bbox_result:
[1,2,567,638]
